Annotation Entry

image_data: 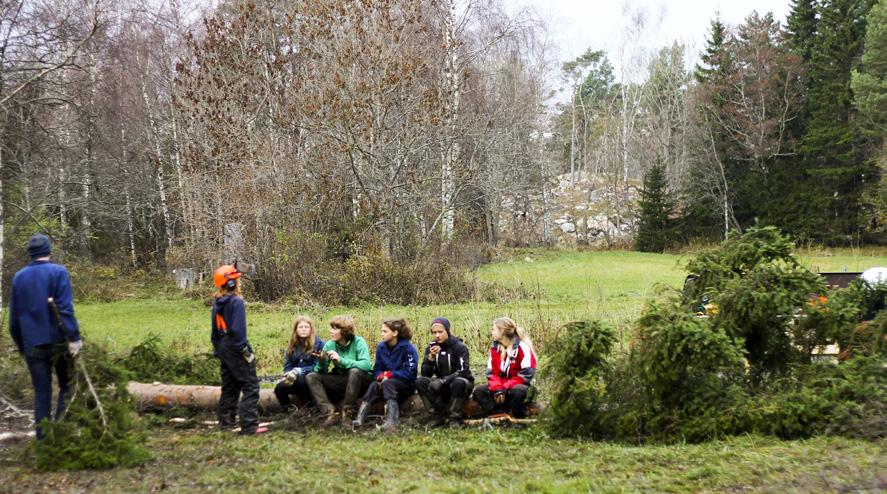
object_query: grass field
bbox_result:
[1,248,885,492]
[74,247,887,373]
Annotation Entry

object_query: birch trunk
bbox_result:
[440,0,461,240]
[139,67,173,250]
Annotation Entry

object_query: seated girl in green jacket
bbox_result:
[305,315,373,429]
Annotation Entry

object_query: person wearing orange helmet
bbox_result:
[211,263,265,435]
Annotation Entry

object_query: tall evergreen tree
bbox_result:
[682,15,733,241]
[636,161,674,253]
[695,15,727,84]
[851,0,887,231]
[800,0,878,241]
[786,0,820,62]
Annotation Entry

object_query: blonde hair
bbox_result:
[493,317,534,353]
[287,315,317,357]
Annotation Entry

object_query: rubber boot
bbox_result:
[320,411,339,430]
[351,401,371,430]
[419,394,439,416]
[381,400,399,434]
[450,398,465,422]
[340,407,355,431]
[420,395,445,427]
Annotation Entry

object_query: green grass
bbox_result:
[73,248,887,374]
[2,429,883,493]
[2,248,886,491]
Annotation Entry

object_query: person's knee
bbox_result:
[305,372,321,386]
[274,381,290,397]
[450,378,471,396]
[510,384,529,396]
[473,385,490,400]
[416,376,431,393]
[381,379,397,393]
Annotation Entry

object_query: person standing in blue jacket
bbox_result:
[352,319,418,432]
[210,263,265,435]
[8,233,81,439]
[274,315,324,410]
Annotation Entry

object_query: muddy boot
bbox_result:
[448,397,467,426]
[340,408,355,431]
[381,400,399,434]
[351,402,370,430]
[320,411,339,430]
[419,394,439,416]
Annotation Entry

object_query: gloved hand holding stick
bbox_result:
[49,297,108,430]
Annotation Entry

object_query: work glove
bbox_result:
[284,368,300,383]
[376,371,392,382]
[68,340,83,358]
[428,378,445,393]
[242,350,257,366]
[494,390,506,405]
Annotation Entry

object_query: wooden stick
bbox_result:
[78,358,108,431]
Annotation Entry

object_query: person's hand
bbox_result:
[429,344,441,359]
[377,371,392,382]
[494,390,506,405]
[285,368,300,381]
[68,340,82,358]
[327,351,340,363]
[243,351,257,366]
[429,378,445,393]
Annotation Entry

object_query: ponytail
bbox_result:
[516,326,534,355]
[493,316,534,354]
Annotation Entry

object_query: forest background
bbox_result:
[0,0,885,308]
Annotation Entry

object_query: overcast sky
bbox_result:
[508,0,792,86]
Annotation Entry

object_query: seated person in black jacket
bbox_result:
[416,317,474,426]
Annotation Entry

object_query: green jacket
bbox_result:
[314,336,372,374]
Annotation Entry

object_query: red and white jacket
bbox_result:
[486,337,536,391]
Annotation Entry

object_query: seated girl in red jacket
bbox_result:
[472,317,536,418]
[351,319,418,432]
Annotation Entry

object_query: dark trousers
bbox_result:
[273,374,313,409]
[305,368,371,414]
[361,377,415,405]
[216,341,259,433]
[24,343,72,439]
[416,376,472,415]
[473,384,530,418]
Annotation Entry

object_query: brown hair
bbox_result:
[213,278,241,299]
[493,317,533,353]
[383,318,412,341]
[330,315,356,342]
[287,315,317,357]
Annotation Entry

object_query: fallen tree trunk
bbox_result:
[127,382,283,414]
[126,382,542,418]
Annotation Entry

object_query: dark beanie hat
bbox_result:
[28,233,52,259]
[431,317,451,335]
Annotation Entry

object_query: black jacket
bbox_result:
[420,335,474,385]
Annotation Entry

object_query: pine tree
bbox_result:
[695,15,727,84]
[786,0,820,62]
[800,0,878,240]
[636,162,674,253]
[851,0,887,231]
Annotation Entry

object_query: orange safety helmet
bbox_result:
[213,264,242,289]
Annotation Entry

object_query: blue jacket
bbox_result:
[8,260,80,352]
[283,337,325,374]
[210,295,248,353]
[372,339,419,384]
